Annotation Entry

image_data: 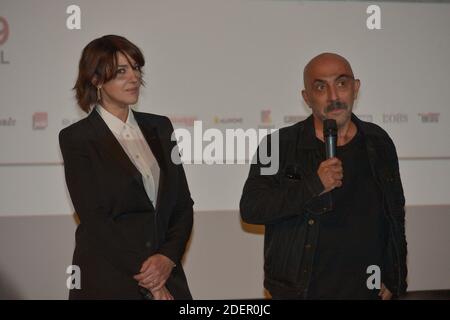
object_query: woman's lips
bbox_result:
[126,88,139,94]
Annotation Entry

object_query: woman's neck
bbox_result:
[99,102,129,123]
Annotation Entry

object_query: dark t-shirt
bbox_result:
[307,130,385,299]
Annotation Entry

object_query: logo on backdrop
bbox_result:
[0,117,16,126]
[418,112,439,123]
[213,116,243,125]
[168,115,199,127]
[261,110,271,124]
[32,112,48,130]
[382,113,408,124]
[258,109,275,129]
[0,16,10,65]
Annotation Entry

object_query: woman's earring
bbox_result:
[97,86,102,102]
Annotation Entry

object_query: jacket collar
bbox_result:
[298,113,368,149]
[95,105,140,137]
[132,111,169,212]
[87,108,141,177]
[87,108,165,169]
[86,109,168,211]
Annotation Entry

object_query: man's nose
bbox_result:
[327,84,338,102]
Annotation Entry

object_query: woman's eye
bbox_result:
[116,68,126,74]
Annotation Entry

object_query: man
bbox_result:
[240,53,407,299]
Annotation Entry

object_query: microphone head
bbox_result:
[323,119,337,137]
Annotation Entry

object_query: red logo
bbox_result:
[0,17,9,46]
[261,110,272,124]
[168,116,198,127]
[33,112,48,129]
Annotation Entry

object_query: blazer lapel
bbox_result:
[87,109,144,188]
[133,111,169,212]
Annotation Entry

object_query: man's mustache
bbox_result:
[325,101,348,113]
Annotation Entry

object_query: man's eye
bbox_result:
[316,84,325,91]
[337,80,346,87]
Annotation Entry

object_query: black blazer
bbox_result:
[59,109,194,299]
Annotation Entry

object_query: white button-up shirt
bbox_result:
[96,105,160,207]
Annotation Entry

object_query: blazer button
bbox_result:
[145,241,152,248]
[308,219,315,225]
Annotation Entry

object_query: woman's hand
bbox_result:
[379,283,393,300]
[150,285,174,300]
[134,254,175,291]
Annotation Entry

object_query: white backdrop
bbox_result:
[1,0,450,215]
[1,0,450,299]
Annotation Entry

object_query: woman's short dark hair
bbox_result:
[73,35,145,113]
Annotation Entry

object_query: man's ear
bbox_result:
[301,89,311,109]
[353,79,361,99]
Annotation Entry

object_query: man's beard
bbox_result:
[323,100,352,128]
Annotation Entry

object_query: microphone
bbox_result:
[323,119,337,159]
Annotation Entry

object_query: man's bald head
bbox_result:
[303,53,354,89]
[301,52,360,129]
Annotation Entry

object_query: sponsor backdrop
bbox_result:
[0,0,449,298]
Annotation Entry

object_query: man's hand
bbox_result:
[379,283,393,300]
[317,157,343,194]
[133,254,175,291]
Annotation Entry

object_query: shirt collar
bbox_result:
[96,105,138,135]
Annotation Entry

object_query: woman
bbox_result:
[60,35,194,300]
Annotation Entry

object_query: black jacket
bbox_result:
[240,114,407,298]
[59,109,193,299]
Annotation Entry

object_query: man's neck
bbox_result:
[314,117,357,146]
[336,121,357,146]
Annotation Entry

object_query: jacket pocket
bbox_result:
[265,217,306,284]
